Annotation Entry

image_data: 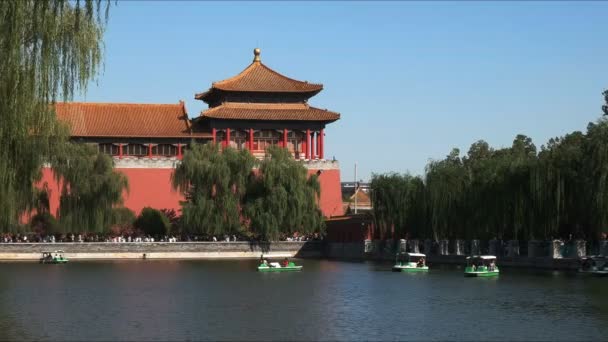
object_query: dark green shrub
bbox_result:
[134,207,170,237]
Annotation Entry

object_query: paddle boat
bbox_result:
[257,254,302,272]
[464,255,499,277]
[579,256,608,276]
[40,250,68,264]
[392,252,429,272]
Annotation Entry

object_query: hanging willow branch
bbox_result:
[0,1,109,230]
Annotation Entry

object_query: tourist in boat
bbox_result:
[281,258,289,267]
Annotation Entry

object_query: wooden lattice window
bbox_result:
[125,144,147,156]
[153,144,177,156]
[98,143,118,155]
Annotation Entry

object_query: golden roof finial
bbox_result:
[253,48,261,62]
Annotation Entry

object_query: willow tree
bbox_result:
[425,148,468,240]
[370,173,423,239]
[52,143,128,233]
[172,143,255,236]
[0,1,109,231]
[245,146,324,241]
[584,118,608,237]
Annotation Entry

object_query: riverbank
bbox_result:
[0,241,592,270]
[0,241,322,261]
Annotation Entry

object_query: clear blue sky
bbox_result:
[77,1,608,182]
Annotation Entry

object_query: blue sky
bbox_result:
[77,1,608,181]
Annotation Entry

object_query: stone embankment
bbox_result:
[326,239,608,270]
[2,239,607,270]
[0,241,322,261]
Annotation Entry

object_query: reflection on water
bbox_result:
[0,260,606,341]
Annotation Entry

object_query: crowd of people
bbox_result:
[0,232,323,243]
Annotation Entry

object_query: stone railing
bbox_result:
[0,241,323,260]
[299,159,340,170]
[362,238,607,259]
[111,156,340,170]
[113,156,179,169]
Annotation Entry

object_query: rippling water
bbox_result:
[0,260,606,341]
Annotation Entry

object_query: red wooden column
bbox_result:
[282,129,288,149]
[300,134,306,160]
[148,144,153,158]
[249,128,254,152]
[309,132,315,159]
[212,128,217,144]
[315,132,318,159]
[305,129,311,159]
[319,128,324,159]
[177,144,183,160]
[118,144,123,159]
[225,128,231,148]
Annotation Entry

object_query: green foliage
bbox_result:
[372,112,608,241]
[160,208,180,235]
[53,143,128,233]
[134,207,171,237]
[370,173,423,239]
[172,142,255,236]
[30,212,59,235]
[246,146,325,241]
[173,144,324,240]
[109,207,137,236]
[0,1,109,231]
[112,207,136,226]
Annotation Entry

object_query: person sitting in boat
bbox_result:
[281,258,289,267]
[417,257,426,267]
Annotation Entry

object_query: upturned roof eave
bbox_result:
[195,87,323,103]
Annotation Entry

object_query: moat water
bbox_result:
[0,260,606,341]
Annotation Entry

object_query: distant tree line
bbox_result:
[371,108,608,242]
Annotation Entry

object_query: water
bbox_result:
[0,260,606,341]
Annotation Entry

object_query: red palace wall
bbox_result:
[39,162,344,219]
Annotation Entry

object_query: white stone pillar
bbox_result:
[470,240,480,255]
[600,240,608,257]
[574,240,586,258]
[550,240,564,259]
[507,240,520,257]
[439,240,449,255]
[408,239,419,253]
[364,239,373,254]
[399,239,407,253]
[452,240,465,255]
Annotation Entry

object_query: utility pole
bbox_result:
[354,162,358,214]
